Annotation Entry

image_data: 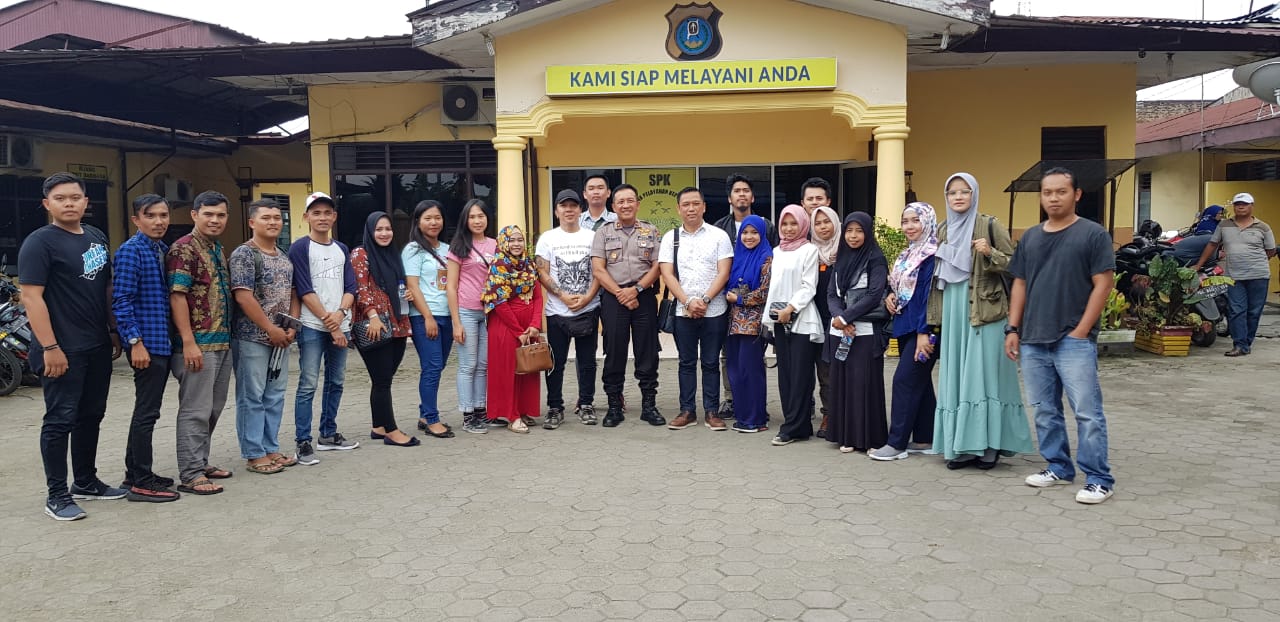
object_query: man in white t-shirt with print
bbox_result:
[537,189,603,429]
[288,192,359,465]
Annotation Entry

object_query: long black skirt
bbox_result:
[826,334,887,451]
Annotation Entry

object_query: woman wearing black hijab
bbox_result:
[824,212,890,454]
[351,211,418,447]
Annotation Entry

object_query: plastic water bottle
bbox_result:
[916,334,938,363]
[835,335,854,361]
[397,280,410,315]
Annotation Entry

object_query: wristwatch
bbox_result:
[700,295,712,304]
[634,283,645,293]
[1003,324,1020,335]
[128,337,141,346]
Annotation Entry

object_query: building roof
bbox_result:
[0,98,238,155]
[0,0,260,50]
[0,36,457,136]
[1136,95,1280,157]
[1137,97,1272,144]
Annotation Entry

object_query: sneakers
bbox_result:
[668,411,697,430]
[705,414,728,431]
[732,422,766,433]
[544,407,564,430]
[771,435,797,446]
[576,404,597,426]
[70,480,128,500]
[296,441,320,465]
[462,412,488,434]
[317,433,360,451]
[868,446,908,461]
[44,498,86,521]
[1024,469,1070,488]
[906,442,935,454]
[719,399,734,420]
[1075,483,1114,505]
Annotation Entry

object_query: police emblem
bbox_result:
[665,3,723,61]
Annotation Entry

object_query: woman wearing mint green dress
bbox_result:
[927,173,1034,469]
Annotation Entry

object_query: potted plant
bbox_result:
[1097,273,1135,355]
[1128,256,1230,356]
[875,218,907,357]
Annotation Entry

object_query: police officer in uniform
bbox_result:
[590,184,665,427]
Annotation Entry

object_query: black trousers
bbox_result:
[776,332,817,439]
[125,353,171,486]
[886,335,937,449]
[360,337,407,432]
[546,312,599,410]
[599,291,659,397]
[34,344,112,500]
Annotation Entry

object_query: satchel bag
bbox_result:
[840,270,891,323]
[515,335,554,375]
[352,313,393,351]
[560,308,600,338]
[657,228,680,334]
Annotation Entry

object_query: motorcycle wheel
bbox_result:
[1216,319,1229,337]
[1191,327,1216,348]
[0,348,22,396]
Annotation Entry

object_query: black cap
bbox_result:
[555,189,582,206]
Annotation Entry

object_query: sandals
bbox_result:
[203,466,233,479]
[246,460,284,475]
[269,453,298,468]
[519,415,537,427]
[839,446,855,454]
[177,476,224,495]
[508,419,530,434]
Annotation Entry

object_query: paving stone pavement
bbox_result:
[0,313,1278,621]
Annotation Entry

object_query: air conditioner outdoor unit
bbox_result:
[153,174,194,203]
[0,135,37,169]
[440,82,496,126]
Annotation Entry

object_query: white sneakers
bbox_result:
[1025,469,1114,505]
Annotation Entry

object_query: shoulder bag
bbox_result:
[987,215,1013,300]
[841,269,890,323]
[516,334,554,375]
[657,228,680,334]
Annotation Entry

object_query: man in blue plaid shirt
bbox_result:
[111,194,179,502]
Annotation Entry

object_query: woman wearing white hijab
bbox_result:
[927,173,1033,470]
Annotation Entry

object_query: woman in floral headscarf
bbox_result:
[869,202,939,461]
[482,225,544,434]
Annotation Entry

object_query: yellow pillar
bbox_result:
[873,125,910,219]
[492,135,527,231]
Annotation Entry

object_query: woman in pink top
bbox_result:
[446,200,497,435]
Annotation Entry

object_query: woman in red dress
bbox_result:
[482,225,544,433]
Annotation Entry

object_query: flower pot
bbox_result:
[1135,326,1193,357]
[1097,329,1136,356]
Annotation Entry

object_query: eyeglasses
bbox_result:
[945,190,973,197]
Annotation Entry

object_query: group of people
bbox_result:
[23,166,1120,522]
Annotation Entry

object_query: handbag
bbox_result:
[987,215,1013,300]
[515,335,554,375]
[352,313,393,351]
[768,301,793,333]
[841,270,891,323]
[657,228,680,334]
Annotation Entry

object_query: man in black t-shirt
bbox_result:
[19,172,125,521]
[1006,167,1116,506]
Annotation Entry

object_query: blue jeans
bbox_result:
[672,313,728,415]
[411,314,454,423]
[1226,278,1269,352]
[456,308,488,412]
[232,339,286,459]
[294,326,348,443]
[1020,336,1114,488]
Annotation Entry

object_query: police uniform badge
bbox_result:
[665,3,723,61]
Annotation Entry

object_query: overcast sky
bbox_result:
[4,0,1264,101]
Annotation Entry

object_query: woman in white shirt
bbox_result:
[762,204,824,446]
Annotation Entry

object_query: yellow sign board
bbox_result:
[67,163,109,182]
[547,58,836,97]
[625,168,696,235]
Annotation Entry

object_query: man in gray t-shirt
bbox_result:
[1006,167,1116,505]
[1193,192,1277,356]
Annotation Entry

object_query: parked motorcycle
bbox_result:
[0,257,37,392]
[1115,220,1230,347]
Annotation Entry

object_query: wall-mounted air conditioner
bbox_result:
[0,135,36,169]
[440,82,496,126]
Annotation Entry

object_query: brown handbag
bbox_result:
[515,335,553,375]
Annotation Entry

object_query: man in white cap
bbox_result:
[1193,192,1276,356]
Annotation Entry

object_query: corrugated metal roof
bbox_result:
[1137,97,1276,144]
[0,0,261,50]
